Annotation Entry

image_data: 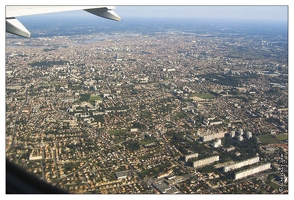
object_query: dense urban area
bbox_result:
[5,20,288,194]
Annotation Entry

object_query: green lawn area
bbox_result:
[89,95,101,101]
[191,93,216,99]
[113,137,126,144]
[269,181,280,190]
[108,129,126,135]
[140,137,156,145]
[275,134,288,141]
[258,134,280,144]
[38,83,51,87]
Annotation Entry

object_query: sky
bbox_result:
[114,6,288,22]
[3,0,290,22]
[10,5,288,23]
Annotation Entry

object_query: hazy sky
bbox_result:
[20,5,287,23]
[114,6,288,22]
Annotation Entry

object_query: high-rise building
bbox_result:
[236,135,243,141]
[245,131,252,139]
[213,139,222,148]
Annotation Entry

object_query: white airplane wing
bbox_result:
[6,6,121,38]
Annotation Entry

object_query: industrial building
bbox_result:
[115,170,132,180]
[223,156,259,172]
[185,153,199,162]
[193,155,219,168]
[234,163,271,180]
[152,181,180,194]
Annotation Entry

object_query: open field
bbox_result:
[190,93,216,100]
[275,134,288,141]
[108,129,126,135]
[258,134,280,144]
[269,181,281,190]
[89,95,101,101]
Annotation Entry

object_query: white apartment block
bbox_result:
[193,155,219,168]
[234,163,271,180]
[223,156,259,172]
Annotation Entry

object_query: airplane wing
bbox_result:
[6,6,121,38]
